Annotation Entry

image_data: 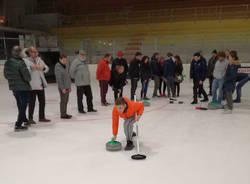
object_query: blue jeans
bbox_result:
[212,78,224,106]
[235,76,250,101]
[141,79,149,99]
[13,91,30,127]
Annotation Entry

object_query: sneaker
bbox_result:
[14,125,28,132]
[24,122,31,126]
[191,101,198,105]
[39,118,51,123]
[233,99,241,103]
[102,102,110,106]
[61,115,72,119]
[28,119,36,124]
[143,97,150,100]
[88,109,97,112]
[79,110,86,114]
[200,98,209,102]
[124,140,135,151]
[223,109,232,114]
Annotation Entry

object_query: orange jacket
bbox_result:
[96,58,111,81]
[112,97,144,136]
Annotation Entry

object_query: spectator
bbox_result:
[190,52,208,104]
[70,50,97,113]
[151,52,161,97]
[4,46,31,131]
[207,50,218,96]
[223,51,240,114]
[96,53,112,106]
[140,56,151,100]
[111,51,128,76]
[209,51,229,109]
[129,52,142,100]
[24,46,50,124]
[174,55,183,97]
[109,65,127,101]
[55,54,72,119]
[163,52,176,98]
[159,57,167,97]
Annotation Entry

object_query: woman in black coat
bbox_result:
[174,55,183,97]
[140,56,151,100]
[109,65,127,101]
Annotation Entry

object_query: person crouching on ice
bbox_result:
[112,97,144,150]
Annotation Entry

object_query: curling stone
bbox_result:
[106,140,122,151]
[178,101,184,104]
[169,100,174,104]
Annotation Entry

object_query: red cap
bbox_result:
[117,51,124,57]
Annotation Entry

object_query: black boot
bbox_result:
[124,140,134,151]
[191,100,198,105]
[14,125,28,132]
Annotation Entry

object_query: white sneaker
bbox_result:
[223,109,232,114]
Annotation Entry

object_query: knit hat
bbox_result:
[117,51,124,57]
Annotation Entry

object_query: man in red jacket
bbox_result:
[96,53,112,106]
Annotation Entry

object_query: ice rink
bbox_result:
[0,75,250,184]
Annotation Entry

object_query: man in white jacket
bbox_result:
[24,47,51,124]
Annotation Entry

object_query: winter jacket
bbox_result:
[213,59,229,79]
[4,56,31,91]
[70,57,91,86]
[207,56,218,78]
[129,58,140,79]
[111,58,128,74]
[150,58,161,76]
[163,58,176,78]
[140,62,152,80]
[96,58,111,81]
[109,70,126,90]
[190,59,207,81]
[24,57,49,90]
[112,97,144,136]
[223,63,239,92]
[54,62,71,90]
[175,63,183,76]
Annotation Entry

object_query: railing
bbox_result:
[60,4,250,27]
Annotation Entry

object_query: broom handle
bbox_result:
[134,95,140,153]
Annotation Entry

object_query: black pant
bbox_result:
[59,89,69,116]
[166,77,175,97]
[159,78,167,94]
[193,80,208,102]
[29,90,46,120]
[77,85,94,111]
[113,88,123,101]
[209,77,214,94]
[131,78,138,100]
[13,91,30,127]
[174,82,180,96]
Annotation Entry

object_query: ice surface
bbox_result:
[0,79,250,184]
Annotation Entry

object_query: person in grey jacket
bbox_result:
[209,51,229,109]
[70,50,97,113]
[4,46,31,131]
[54,54,72,119]
[24,47,50,124]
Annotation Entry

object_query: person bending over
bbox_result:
[112,97,144,150]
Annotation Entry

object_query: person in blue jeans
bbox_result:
[210,51,229,109]
[140,56,151,100]
[234,74,250,103]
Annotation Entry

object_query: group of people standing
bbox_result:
[96,51,184,105]
[4,45,249,131]
[191,49,249,113]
